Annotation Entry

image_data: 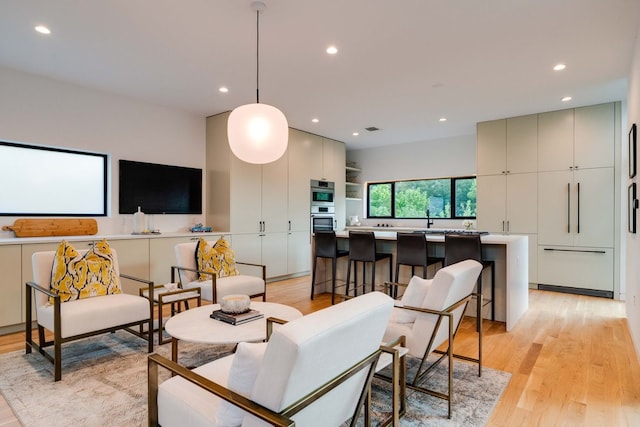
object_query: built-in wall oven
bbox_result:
[311,180,335,232]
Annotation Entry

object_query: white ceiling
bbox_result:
[1,1,639,150]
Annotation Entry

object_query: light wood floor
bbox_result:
[1,276,639,426]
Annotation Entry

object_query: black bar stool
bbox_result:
[345,231,393,297]
[444,234,495,325]
[310,230,349,304]
[395,232,444,284]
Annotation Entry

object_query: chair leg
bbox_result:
[331,258,337,305]
[476,275,483,333]
[346,259,352,297]
[370,262,375,293]
[490,263,496,321]
[310,256,318,300]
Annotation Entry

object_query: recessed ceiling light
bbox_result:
[34,25,51,35]
[219,87,229,93]
[553,63,566,71]
[561,96,572,102]
[439,117,447,122]
[352,132,359,136]
[311,118,319,123]
[326,46,338,55]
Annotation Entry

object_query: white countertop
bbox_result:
[337,229,527,245]
[0,231,229,245]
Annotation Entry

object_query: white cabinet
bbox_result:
[537,103,616,295]
[538,103,615,172]
[206,113,345,276]
[149,235,217,285]
[288,129,313,233]
[0,245,22,327]
[538,168,614,248]
[477,102,619,294]
[477,173,537,234]
[477,115,537,176]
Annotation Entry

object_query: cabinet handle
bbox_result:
[288,220,291,231]
[543,248,606,254]
[501,220,505,232]
[567,183,571,233]
[507,220,510,232]
[577,182,580,234]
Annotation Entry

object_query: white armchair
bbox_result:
[382,259,483,418]
[148,292,394,427]
[172,240,266,303]
[26,247,153,381]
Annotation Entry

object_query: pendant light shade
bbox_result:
[227,1,288,164]
[227,102,288,164]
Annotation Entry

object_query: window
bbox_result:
[367,176,476,219]
[0,141,108,216]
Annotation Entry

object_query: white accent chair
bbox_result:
[25,249,153,381]
[382,259,483,418]
[148,292,394,427]
[173,241,266,303]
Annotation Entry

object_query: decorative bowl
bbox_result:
[220,294,251,314]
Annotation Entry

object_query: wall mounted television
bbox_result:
[0,141,108,216]
[118,160,202,215]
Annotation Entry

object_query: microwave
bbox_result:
[310,180,335,206]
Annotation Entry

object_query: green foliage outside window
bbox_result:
[367,177,476,219]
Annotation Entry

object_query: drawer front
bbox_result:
[537,246,613,292]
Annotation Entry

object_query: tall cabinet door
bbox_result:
[538,170,573,246]
[506,115,538,173]
[538,109,574,172]
[573,168,614,248]
[476,175,506,232]
[505,173,537,233]
[288,130,313,232]
[262,152,289,233]
[230,157,262,233]
[476,119,506,175]
[574,103,615,169]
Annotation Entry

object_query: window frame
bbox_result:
[366,176,476,220]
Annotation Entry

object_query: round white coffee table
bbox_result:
[165,301,303,362]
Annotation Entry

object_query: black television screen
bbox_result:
[118,160,202,214]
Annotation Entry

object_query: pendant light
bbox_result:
[227,0,288,164]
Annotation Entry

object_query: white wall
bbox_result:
[346,134,476,228]
[0,67,206,236]
[626,28,640,357]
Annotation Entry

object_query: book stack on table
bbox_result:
[210,309,264,325]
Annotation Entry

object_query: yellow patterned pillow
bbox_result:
[195,236,239,281]
[49,239,121,303]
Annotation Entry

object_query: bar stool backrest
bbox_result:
[396,232,428,265]
[314,230,338,258]
[444,234,482,266]
[348,231,377,262]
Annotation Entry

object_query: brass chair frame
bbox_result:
[148,316,381,427]
[170,262,266,303]
[381,281,483,419]
[139,284,202,345]
[25,273,154,382]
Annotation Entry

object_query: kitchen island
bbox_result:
[315,230,528,331]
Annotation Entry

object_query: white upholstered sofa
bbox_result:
[148,291,394,427]
[26,249,153,381]
[173,241,266,303]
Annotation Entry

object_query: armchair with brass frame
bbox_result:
[380,259,483,419]
[172,241,266,303]
[148,292,394,427]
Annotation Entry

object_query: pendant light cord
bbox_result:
[256,8,260,104]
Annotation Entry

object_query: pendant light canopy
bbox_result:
[228,1,288,164]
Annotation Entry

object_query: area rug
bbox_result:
[0,332,510,426]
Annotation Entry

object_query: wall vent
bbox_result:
[365,126,380,132]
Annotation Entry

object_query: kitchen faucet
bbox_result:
[426,209,434,229]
